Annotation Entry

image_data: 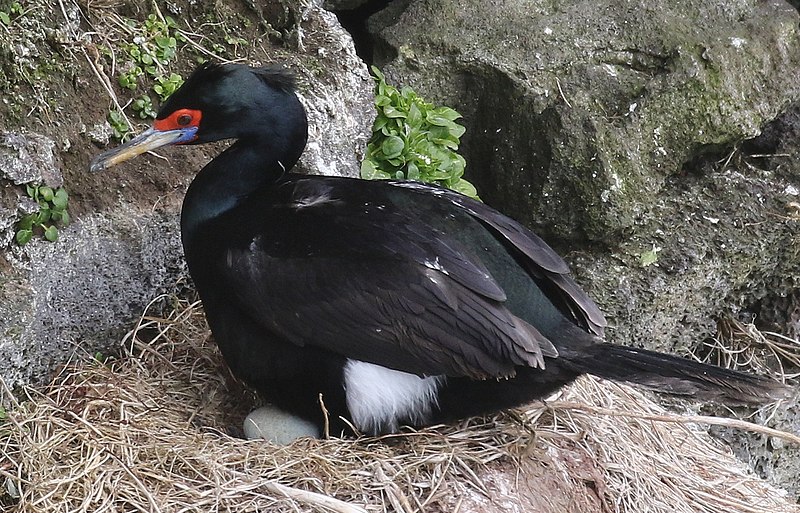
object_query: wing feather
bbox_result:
[208,176,603,380]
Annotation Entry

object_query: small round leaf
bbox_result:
[18,214,34,230]
[380,136,405,159]
[15,229,32,245]
[406,162,420,180]
[44,225,58,242]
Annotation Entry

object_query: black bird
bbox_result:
[91,63,786,436]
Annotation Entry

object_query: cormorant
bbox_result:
[90,63,786,437]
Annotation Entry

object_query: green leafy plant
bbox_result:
[0,1,21,26]
[107,109,131,140]
[108,13,185,137]
[15,184,70,245]
[131,94,156,119]
[153,72,183,102]
[116,14,184,93]
[361,67,478,199]
[639,245,661,267]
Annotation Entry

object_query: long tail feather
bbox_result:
[560,342,789,405]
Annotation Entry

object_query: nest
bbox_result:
[1,297,798,513]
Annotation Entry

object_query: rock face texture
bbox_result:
[371,0,800,239]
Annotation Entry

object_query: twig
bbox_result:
[264,481,367,513]
[544,401,800,445]
[556,77,572,108]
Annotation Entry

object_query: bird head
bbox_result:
[89,62,307,173]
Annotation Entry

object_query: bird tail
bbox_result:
[559,342,789,405]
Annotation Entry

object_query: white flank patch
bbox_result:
[344,360,446,434]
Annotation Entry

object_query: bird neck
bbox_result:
[180,138,294,243]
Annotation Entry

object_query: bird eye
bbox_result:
[153,108,202,133]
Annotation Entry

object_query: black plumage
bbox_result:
[91,63,786,436]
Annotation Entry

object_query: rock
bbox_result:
[291,7,374,177]
[369,0,800,241]
[243,405,321,444]
[0,132,62,187]
[363,0,800,349]
[323,0,373,11]
[0,209,185,389]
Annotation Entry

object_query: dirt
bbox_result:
[0,0,284,225]
[433,440,607,513]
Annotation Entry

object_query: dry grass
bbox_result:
[699,316,800,382]
[0,296,798,513]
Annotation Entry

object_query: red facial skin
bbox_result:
[154,108,203,143]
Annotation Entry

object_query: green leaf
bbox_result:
[407,103,422,126]
[399,86,416,101]
[53,189,68,209]
[449,124,466,139]
[15,229,32,245]
[381,136,405,159]
[360,160,391,180]
[435,107,462,121]
[382,106,406,119]
[61,211,70,226]
[0,12,10,26]
[44,225,58,242]
[373,115,389,132]
[18,214,34,230]
[425,113,457,127]
[360,159,376,179]
[406,162,420,180]
[450,179,479,200]
[25,184,36,198]
[370,65,385,82]
[35,209,50,224]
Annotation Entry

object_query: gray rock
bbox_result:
[370,0,800,240]
[0,132,62,187]
[292,7,374,177]
[0,209,186,389]
[366,0,800,351]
